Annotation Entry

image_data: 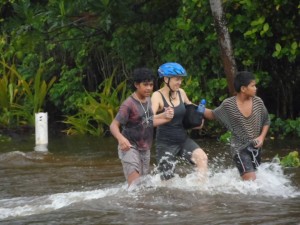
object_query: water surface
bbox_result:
[0,134,299,224]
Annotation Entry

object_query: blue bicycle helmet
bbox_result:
[158,62,187,78]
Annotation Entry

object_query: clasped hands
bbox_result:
[164,106,174,119]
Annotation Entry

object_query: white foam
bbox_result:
[0,162,299,220]
[132,162,300,198]
[0,187,121,220]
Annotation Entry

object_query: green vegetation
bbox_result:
[216,131,300,168]
[219,131,232,144]
[63,71,130,135]
[274,151,300,168]
[0,0,299,138]
[0,59,55,128]
[269,115,300,139]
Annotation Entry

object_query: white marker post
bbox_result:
[34,112,48,152]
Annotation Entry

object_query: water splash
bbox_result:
[0,187,123,220]
[0,162,298,220]
[0,151,51,166]
[130,162,300,198]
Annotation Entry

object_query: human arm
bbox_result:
[179,88,192,105]
[153,107,173,127]
[253,99,270,148]
[180,88,208,129]
[190,119,205,129]
[109,119,132,151]
[151,91,173,127]
[203,108,215,120]
[194,108,216,129]
[253,124,270,148]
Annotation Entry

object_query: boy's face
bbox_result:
[242,80,257,97]
[135,81,154,98]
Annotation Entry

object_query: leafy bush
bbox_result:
[0,59,55,127]
[63,71,130,135]
[49,66,85,114]
[269,114,300,139]
[273,151,300,168]
[0,0,299,133]
[219,131,232,144]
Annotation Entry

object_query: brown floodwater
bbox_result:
[0,134,299,224]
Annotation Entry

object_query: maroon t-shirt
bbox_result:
[115,96,154,151]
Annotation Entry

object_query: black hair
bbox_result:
[131,67,156,90]
[234,71,255,92]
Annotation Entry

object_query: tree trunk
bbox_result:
[209,0,237,96]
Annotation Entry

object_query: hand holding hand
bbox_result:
[164,106,174,119]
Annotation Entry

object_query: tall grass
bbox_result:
[63,69,129,136]
[0,59,56,127]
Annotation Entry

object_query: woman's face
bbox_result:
[164,76,183,91]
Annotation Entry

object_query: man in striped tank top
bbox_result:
[204,71,270,181]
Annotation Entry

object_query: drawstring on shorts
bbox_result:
[237,145,260,173]
[247,146,260,167]
[237,153,246,173]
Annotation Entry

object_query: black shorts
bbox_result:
[233,146,261,176]
[156,138,199,180]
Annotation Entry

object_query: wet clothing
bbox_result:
[212,96,270,155]
[116,96,154,151]
[155,91,200,180]
[115,95,153,180]
[118,147,150,181]
[233,145,261,175]
[156,92,187,144]
[212,96,270,175]
[156,139,199,180]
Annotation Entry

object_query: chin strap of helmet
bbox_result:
[164,77,175,107]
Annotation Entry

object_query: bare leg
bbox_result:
[241,172,256,181]
[191,148,208,181]
[127,170,140,187]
